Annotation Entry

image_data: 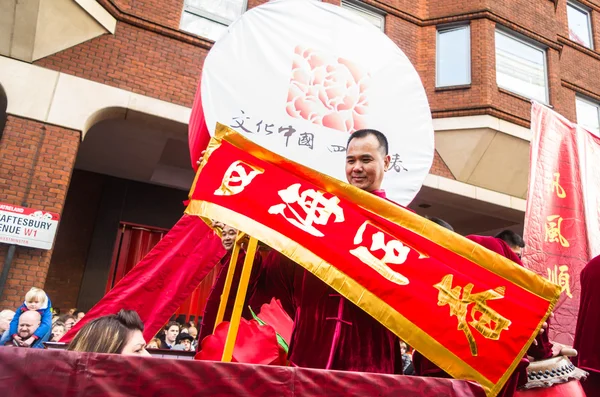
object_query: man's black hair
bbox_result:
[425,216,454,232]
[495,230,525,248]
[347,129,389,155]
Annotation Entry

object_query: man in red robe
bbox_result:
[573,254,600,396]
[257,129,403,373]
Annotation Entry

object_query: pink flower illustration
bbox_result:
[286,46,370,133]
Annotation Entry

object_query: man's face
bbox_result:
[221,226,237,251]
[511,245,522,259]
[76,312,85,322]
[18,313,40,339]
[182,339,192,351]
[166,325,179,343]
[346,135,390,192]
[188,326,198,339]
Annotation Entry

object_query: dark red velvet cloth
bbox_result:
[572,255,600,396]
[198,250,272,343]
[263,251,402,374]
[413,236,553,397]
[0,348,485,397]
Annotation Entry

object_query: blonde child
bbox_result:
[0,287,52,348]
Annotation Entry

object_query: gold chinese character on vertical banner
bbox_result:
[547,265,573,298]
[215,160,264,196]
[552,173,566,198]
[545,215,570,247]
[349,221,410,285]
[434,274,511,356]
[268,183,345,237]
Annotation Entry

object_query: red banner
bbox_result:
[187,124,560,396]
[524,103,600,345]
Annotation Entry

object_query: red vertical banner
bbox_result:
[524,102,600,345]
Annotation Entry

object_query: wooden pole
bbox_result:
[221,236,258,362]
[213,233,242,332]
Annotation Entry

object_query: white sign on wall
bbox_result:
[200,0,434,206]
[0,203,60,250]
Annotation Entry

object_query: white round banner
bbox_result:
[201,0,434,206]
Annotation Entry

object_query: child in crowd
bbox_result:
[0,287,52,348]
[51,322,67,342]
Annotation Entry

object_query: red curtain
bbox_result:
[107,223,218,323]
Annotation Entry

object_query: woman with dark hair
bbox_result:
[67,309,149,356]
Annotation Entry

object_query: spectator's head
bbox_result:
[68,308,77,315]
[68,309,149,356]
[18,310,41,340]
[147,338,161,349]
[24,287,47,311]
[221,225,237,251]
[494,230,525,258]
[60,314,76,331]
[400,341,408,354]
[188,325,198,340]
[74,310,85,323]
[425,216,454,232]
[0,309,15,333]
[180,326,189,334]
[346,129,390,192]
[165,322,180,344]
[51,322,66,342]
[175,333,194,351]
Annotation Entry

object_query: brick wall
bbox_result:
[0,116,80,308]
[35,22,208,108]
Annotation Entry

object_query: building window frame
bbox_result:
[575,94,600,135]
[340,0,386,32]
[567,1,594,49]
[495,28,549,104]
[180,0,248,40]
[436,24,471,88]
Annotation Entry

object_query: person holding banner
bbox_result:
[253,129,403,373]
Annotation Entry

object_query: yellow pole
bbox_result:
[213,233,242,332]
[221,236,258,362]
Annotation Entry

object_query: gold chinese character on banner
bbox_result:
[545,215,570,248]
[552,173,566,198]
[268,183,345,237]
[547,265,573,298]
[349,221,410,285]
[434,274,511,356]
[215,160,264,196]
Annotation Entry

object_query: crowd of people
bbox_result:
[0,129,597,396]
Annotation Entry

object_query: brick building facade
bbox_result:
[1,0,597,311]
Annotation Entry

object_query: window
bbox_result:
[341,0,385,32]
[436,25,471,87]
[495,29,548,103]
[567,2,593,49]
[576,96,600,135]
[181,0,247,42]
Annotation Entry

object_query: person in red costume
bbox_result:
[413,234,570,397]
[198,224,272,343]
[572,254,600,396]
[255,129,404,373]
